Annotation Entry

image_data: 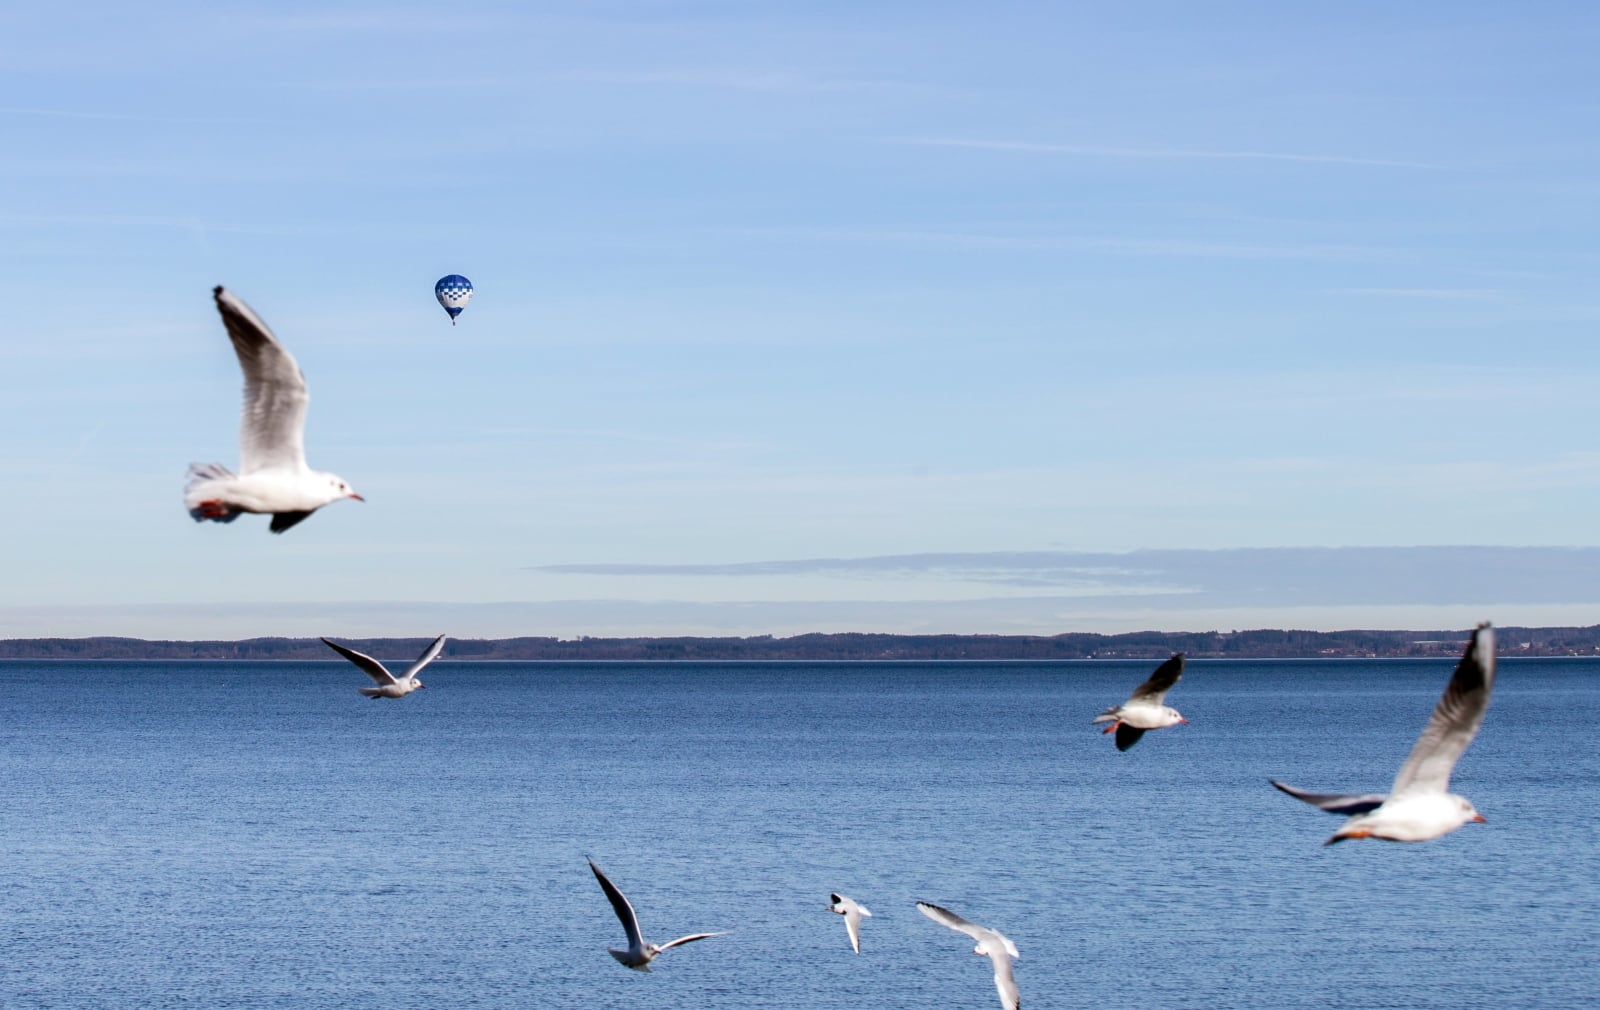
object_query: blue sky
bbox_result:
[5,2,1600,638]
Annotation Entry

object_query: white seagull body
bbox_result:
[827,892,872,954]
[917,901,1020,1010]
[589,859,724,971]
[1272,623,1496,844]
[185,286,362,534]
[321,635,444,699]
[1093,653,1187,750]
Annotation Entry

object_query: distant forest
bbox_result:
[5,626,1600,660]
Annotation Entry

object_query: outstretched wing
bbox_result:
[917,901,987,943]
[656,931,726,952]
[213,286,309,475]
[589,860,645,951]
[400,635,447,681]
[1269,780,1387,815]
[1390,624,1496,798]
[991,945,1021,1010]
[1127,654,1184,704]
[320,638,396,686]
[1114,725,1147,751]
[269,510,314,534]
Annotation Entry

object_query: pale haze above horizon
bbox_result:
[5,4,1600,640]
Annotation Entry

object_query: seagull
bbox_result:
[588,859,725,971]
[185,286,362,534]
[827,892,872,954]
[917,901,1020,1010]
[1271,623,1496,844]
[321,635,444,699]
[1092,653,1187,750]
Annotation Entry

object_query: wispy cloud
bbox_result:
[559,69,922,96]
[0,107,286,126]
[533,547,1600,608]
[893,137,1440,170]
[0,212,338,238]
[715,225,1406,263]
[1327,287,1500,299]
[278,77,522,93]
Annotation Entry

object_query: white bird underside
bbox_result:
[1273,624,1497,844]
[589,859,723,971]
[828,893,872,954]
[185,286,360,533]
[918,901,1020,1010]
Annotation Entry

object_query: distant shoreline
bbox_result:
[6,626,1600,661]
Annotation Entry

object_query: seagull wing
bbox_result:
[1127,654,1184,704]
[269,510,314,534]
[917,901,988,944]
[1390,624,1496,798]
[589,860,645,952]
[844,907,863,954]
[1114,725,1147,751]
[213,287,309,475]
[990,944,1021,1010]
[656,932,726,952]
[399,635,447,681]
[1269,780,1387,815]
[320,638,397,686]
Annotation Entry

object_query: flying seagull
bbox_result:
[588,859,725,971]
[1271,623,1496,844]
[1093,653,1188,750]
[185,286,362,534]
[917,901,1020,1010]
[321,635,444,699]
[827,892,872,954]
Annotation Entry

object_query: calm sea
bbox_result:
[0,658,1594,1009]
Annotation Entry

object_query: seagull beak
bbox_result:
[1471,812,1487,823]
[348,492,365,502]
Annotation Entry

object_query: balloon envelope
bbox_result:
[434,275,473,323]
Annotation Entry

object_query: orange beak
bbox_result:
[349,493,365,501]
[1471,812,1487,823]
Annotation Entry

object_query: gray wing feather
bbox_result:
[656,932,725,951]
[320,638,397,686]
[918,901,988,943]
[1127,654,1184,704]
[589,860,645,950]
[213,287,309,475]
[1390,624,1496,798]
[992,950,1021,1010]
[400,635,447,680]
[1269,779,1387,815]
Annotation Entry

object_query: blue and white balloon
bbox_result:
[434,274,473,324]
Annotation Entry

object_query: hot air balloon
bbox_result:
[434,274,473,324]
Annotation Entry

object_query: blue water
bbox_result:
[0,658,1595,1009]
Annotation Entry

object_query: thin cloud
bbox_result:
[532,547,1600,608]
[279,77,522,93]
[716,225,1406,263]
[1327,287,1500,299]
[894,137,1439,170]
[0,107,287,127]
[559,69,921,96]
